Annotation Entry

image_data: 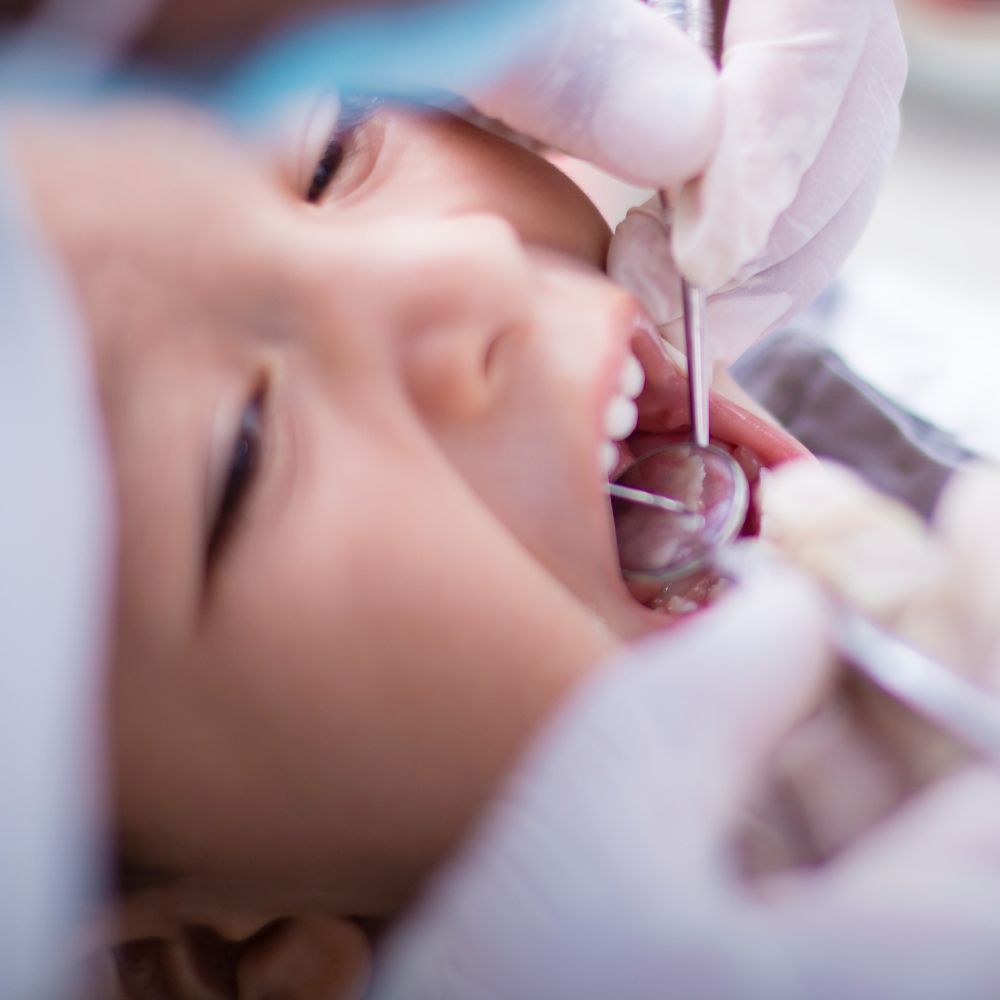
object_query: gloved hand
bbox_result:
[602,0,908,368]
[134,0,904,372]
[465,0,722,190]
[367,572,1000,999]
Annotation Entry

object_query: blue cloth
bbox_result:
[0,0,546,126]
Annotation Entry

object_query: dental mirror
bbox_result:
[610,443,750,582]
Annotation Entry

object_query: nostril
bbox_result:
[392,215,531,419]
[402,319,511,424]
[481,321,516,393]
[483,331,502,383]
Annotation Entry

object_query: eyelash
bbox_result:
[306,95,382,204]
[306,134,345,203]
[206,383,267,568]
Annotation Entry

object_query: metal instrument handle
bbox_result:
[646,0,720,450]
[717,543,1000,766]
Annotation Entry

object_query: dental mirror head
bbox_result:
[610,443,750,583]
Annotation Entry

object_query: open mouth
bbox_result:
[605,325,811,623]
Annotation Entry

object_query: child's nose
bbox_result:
[356,213,535,423]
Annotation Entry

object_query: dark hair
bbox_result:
[0,0,44,25]
[111,835,178,898]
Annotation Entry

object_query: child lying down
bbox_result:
[10,98,991,998]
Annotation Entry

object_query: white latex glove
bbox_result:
[466,0,722,191]
[606,0,908,368]
[367,572,1000,999]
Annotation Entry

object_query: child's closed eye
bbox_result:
[206,381,267,570]
[306,95,383,204]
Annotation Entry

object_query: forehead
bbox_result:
[9,108,295,641]
[15,104,276,234]
[9,105,306,396]
[12,103,298,348]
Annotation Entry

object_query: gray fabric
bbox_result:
[732,330,977,521]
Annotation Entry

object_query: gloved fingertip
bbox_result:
[611,568,835,803]
[627,567,835,718]
[671,188,743,290]
[671,134,788,291]
[726,566,833,656]
[686,568,836,730]
[591,49,721,189]
[607,201,680,324]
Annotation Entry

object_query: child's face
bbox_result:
[14,102,802,922]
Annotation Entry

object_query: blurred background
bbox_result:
[828,0,1000,460]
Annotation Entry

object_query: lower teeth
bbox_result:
[652,570,730,615]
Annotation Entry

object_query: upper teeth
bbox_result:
[600,352,645,473]
[621,353,645,398]
[605,396,638,440]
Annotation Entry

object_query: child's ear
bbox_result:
[111,915,371,999]
[235,915,371,999]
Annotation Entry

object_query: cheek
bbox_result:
[207,457,605,885]
[260,460,583,715]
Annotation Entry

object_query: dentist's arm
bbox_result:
[368,573,1000,1000]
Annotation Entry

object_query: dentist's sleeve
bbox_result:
[0,127,113,1000]
[367,573,1000,1000]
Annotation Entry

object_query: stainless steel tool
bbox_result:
[660,0,716,448]
[716,544,1000,766]
[608,0,749,584]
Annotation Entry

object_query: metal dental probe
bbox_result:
[676,0,715,449]
[606,482,701,519]
[605,1,748,583]
[646,0,717,448]
[716,544,1000,766]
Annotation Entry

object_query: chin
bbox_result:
[587,325,812,642]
